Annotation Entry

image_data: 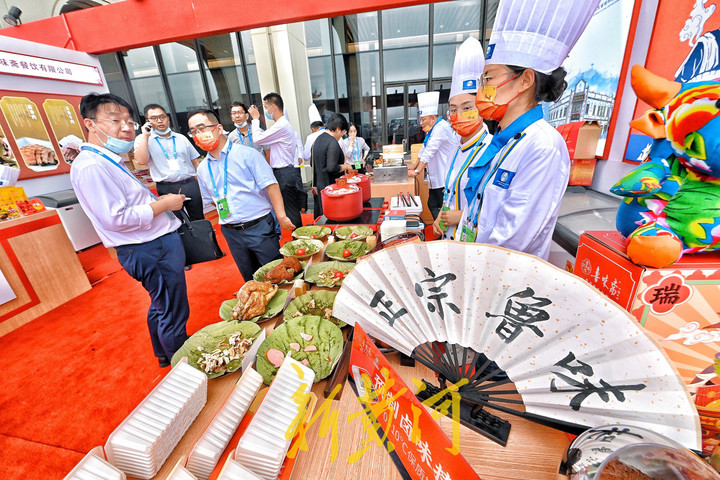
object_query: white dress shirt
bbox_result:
[70,143,180,248]
[251,116,297,168]
[418,119,459,189]
[133,131,199,183]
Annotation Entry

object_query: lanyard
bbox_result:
[351,139,360,159]
[422,118,440,147]
[81,145,157,199]
[465,132,526,228]
[207,141,233,199]
[236,127,252,147]
[443,131,488,209]
[154,135,177,159]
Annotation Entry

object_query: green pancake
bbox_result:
[219,288,288,322]
[252,259,307,284]
[283,290,345,327]
[334,225,373,240]
[304,261,355,287]
[292,225,331,240]
[256,315,344,384]
[279,239,323,258]
[324,239,369,261]
[171,321,262,379]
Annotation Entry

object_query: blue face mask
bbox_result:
[264,107,273,121]
[154,127,171,135]
[234,122,247,129]
[93,121,134,154]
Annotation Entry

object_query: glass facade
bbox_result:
[100,0,491,149]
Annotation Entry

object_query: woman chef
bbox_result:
[459,0,600,260]
[432,37,492,240]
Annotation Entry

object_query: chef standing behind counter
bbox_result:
[433,37,491,241]
[458,0,600,260]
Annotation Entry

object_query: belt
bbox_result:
[273,165,294,171]
[224,212,271,230]
[157,177,196,185]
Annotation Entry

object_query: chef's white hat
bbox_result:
[308,104,322,124]
[417,92,440,117]
[486,0,600,74]
[449,37,485,99]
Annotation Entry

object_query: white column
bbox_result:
[251,24,313,138]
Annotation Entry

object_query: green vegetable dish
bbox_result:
[304,261,355,287]
[279,239,324,258]
[335,225,373,240]
[284,290,345,327]
[252,259,307,284]
[292,226,331,240]
[171,321,261,379]
[256,315,343,384]
[219,289,288,322]
[324,239,369,261]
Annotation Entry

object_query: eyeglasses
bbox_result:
[92,117,139,130]
[479,71,515,87]
[447,105,476,115]
[148,114,168,122]
[230,111,246,117]
[187,124,218,137]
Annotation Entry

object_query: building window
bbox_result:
[158,42,207,130]
[124,46,169,119]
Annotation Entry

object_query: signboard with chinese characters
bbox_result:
[0,36,107,181]
[348,323,481,480]
[0,50,102,86]
[575,230,720,387]
[0,91,86,179]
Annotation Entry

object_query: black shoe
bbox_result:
[158,356,171,368]
[184,265,192,271]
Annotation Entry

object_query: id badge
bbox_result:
[216,197,231,219]
[167,157,180,171]
[354,160,362,169]
[438,205,450,232]
[459,224,476,243]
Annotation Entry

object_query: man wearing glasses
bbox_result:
[71,93,189,368]
[134,104,204,221]
[227,101,268,157]
[187,109,295,281]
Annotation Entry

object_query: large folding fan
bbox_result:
[333,241,701,449]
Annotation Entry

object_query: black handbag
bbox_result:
[177,208,224,266]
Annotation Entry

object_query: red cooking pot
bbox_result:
[321,183,363,221]
[340,172,371,203]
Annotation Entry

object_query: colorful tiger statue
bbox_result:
[611,65,720,268]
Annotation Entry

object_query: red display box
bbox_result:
[574,231,720,386]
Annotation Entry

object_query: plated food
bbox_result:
[335,225,373,240]
[253,257,306,284]
[292,225,331,240]
[304,261,355,287]
[255,315,344,384]
[325,239,369,261]
[171,321,261,379]
[283,290,345,327]
[220,281,288,322]
[279,239,324,259]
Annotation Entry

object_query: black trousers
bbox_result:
[156,176,204,221]
[273,166,304,228]
[428,187,444,220]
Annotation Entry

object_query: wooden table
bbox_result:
[141,238,571,480]
[0,209,91,336]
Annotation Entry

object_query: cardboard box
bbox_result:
[574,231,720,386]
[556,121,602,159]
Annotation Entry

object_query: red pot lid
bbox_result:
[341,173,369,183]
[323,183,360,196]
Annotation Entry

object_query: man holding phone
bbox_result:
[134,104,204,221]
